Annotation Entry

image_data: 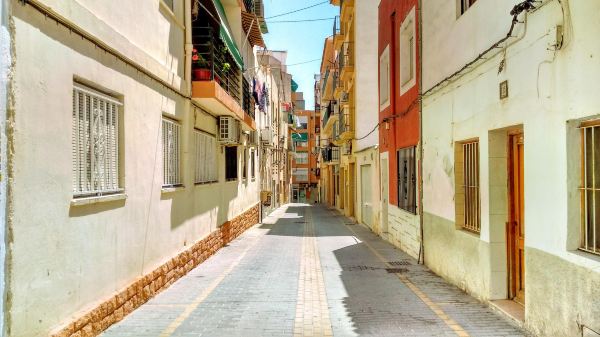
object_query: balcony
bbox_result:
[323,101,339,136]
[191,26,255,129]
[333,70,343,98]
[333,16,343,48]
[339,42,354,82]
[338,106,354,142]
[340,0,354,22]
[322,147,340,164]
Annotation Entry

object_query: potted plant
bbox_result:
[192,48,211,81]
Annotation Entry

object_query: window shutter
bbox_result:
[162,118,182,187]
[72,84,121,197]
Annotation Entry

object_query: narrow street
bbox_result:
[102,204,524,337]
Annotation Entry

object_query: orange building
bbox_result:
[290,92,320,203]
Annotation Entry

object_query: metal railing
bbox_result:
[322,147,340,163]
[321,67,330,94]
[242,77,255,120]
[339,42,354,70]
[192,26,242,105]
[339,107,353,134]
[333,16,341,37]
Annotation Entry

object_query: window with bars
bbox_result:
[293,168,309,182]
[225,146,238,181]
[580,123,600,255]
[242,148,248,180]
[162,118,182,187]
[250,149,256,180]
[461,140,480,233]
[72,84,122,198]
[397,147,417,214]
[194,130,218,184]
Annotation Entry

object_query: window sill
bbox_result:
[71,193,127,206]
[161,186,185,194]
[195,181,218,186]
[225,179,238,183]
[457,227,481,239]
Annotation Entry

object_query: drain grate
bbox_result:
[388,260,411,266]
[343,265,381,271]
[386,268,408,274]
[344,222,356,225]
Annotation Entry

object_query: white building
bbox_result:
[422,1,600,336]
[3,0,284,336]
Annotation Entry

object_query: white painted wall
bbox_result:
[354,1,379,151]
[8,1,260,336]
[0,0,9,335]
[422,0,600,335]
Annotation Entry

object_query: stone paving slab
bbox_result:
[102,204,527,337]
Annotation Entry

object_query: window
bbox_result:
[250,149,256,180]
[399,8,416,93]
[72,83,122,197]
[297,116,309,129]
[194,130,218,184]
[461,140,480,233]
[162,118,182,187]
[580,124,600,255]
[295,141,308,148]
[295,152,309,164]
[397,147,416,214]
[460,0,477,15]
[225,146,238,181]
[379,46,390,109]
[242,148,248,180]
[293,168,309,182]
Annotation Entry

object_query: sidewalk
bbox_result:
[101,204,525,337]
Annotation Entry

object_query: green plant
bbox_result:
[222,62,231,73]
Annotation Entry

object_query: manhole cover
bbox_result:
[386,268,408,274]
[388,261,411,266]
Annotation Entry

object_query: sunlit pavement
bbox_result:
[102,204,525,337]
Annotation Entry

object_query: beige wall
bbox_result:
[9,1,260,336]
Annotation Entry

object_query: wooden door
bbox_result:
[508,133,525,304]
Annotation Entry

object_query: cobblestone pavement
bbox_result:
[102,204,526,337]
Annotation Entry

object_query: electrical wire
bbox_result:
[267,17,335,23]
[265,1,329,19]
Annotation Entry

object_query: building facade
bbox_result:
[378,0,422,259]
[422,0,600,336]
[2,0,292,336]
[290,95,319,203]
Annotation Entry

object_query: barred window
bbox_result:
[462,141,480,233]
[194,130,218,184]
[397,146,416,214]
[72,84,122,198]
[162,118,182,187]
[293,168,309,182]
[242,148,248,180]
[581,123,600,255]
[250,149,256,180]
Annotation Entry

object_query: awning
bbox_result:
[292,133,308,142]
[213,0,244,68]
[241,12,265,48]
[291,79,299,92]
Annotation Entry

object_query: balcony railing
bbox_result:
[339,107,354,134]
[321,67,330,94]
[332,71,339,94]
[322,147,340,163]
[192,26,242,105]
[339,42,354,70]
[242,77,255,120]
[333,16,341,37]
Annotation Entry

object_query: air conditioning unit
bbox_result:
[261,128,273,146]
[218,116,241,145]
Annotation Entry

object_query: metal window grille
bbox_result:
[250,149,256,179]
[580,124,600,255]
[293,168,309,182]
[397,147,417,214]
[162,118,182,187]
[72,84,122,197]
[242,148,248,180]
[194,130,218,184]
[462,141,481,233]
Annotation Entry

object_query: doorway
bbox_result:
[508,133,525,304]
[380,157,389,234]
[361,164,373,227]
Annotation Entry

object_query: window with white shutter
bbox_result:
[194,130,218,184]
[72,84,122,198]
[162,118,182,187]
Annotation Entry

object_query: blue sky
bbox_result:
[262,1,339,109]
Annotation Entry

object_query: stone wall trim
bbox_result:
[50,203,260,337]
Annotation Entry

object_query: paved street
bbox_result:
[102,204,525,337]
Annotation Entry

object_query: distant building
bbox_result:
[290,94,319,203]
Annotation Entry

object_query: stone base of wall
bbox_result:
[388,204,421,259]
[51,203,260,337]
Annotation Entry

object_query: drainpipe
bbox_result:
[0,0,9,333]
[184,0,193,94]
[417,0,425,265]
